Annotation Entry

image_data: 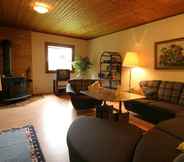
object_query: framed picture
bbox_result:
[155,38,184,69]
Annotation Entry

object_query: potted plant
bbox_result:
[73,56,92,78]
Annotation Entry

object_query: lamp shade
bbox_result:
[123,52,139,67]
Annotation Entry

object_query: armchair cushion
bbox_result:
[148,101,184,116]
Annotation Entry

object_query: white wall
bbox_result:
[31,14,184,94]
[31,32,89,94]
[89,14,184,90]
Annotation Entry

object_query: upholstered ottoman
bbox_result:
[67,117,143,162]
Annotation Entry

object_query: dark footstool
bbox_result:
[67,117,143,162]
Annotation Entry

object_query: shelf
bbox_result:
[100,51,122,89]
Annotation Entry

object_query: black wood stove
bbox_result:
[0,40,31,103]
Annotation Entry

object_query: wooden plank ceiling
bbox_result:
[0,0,184,39]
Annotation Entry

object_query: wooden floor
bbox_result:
[0,95,154,162]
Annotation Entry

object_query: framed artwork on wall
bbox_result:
[155,38,184,69]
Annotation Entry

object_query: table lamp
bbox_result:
[123,52,139,92]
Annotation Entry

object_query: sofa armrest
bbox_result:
[66,83,76,95]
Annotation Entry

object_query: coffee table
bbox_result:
[80,88,145,113]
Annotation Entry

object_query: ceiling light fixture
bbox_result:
[33,2,49,14]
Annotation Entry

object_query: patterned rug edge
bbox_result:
[0,125,45,162]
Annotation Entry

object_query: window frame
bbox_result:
[45,42,75,73]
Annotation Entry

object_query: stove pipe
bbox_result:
[1,40,12,76]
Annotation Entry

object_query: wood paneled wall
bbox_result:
[0,27,32,76]
[0,27,32,91]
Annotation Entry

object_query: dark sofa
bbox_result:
[67,80,184,162]
[124,80,184,123]
[67,116,184,162]
[66,79,101,109]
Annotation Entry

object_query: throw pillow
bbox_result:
[88,81,102,92]
[139,80,161,99]
[142,87,157,99]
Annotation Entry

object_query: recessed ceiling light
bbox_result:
[33,2,49,14]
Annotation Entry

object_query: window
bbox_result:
[45,42,74,73]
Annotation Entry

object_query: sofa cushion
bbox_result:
[139,80,161,99]
[124,99,155,113]
[125,99,169,123]
[158,81,183,104]
[134,117,184,162]
[156,117,184,140]
[179,89,184,106]
[149,101,184,116]
[171,83,184,104]
[67,117,143,162]
[133,128,181,162]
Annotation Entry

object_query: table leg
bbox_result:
[119,101,122,113]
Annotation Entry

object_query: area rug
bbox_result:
[0,125,45,162]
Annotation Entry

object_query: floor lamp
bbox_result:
[123,52,139,92]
